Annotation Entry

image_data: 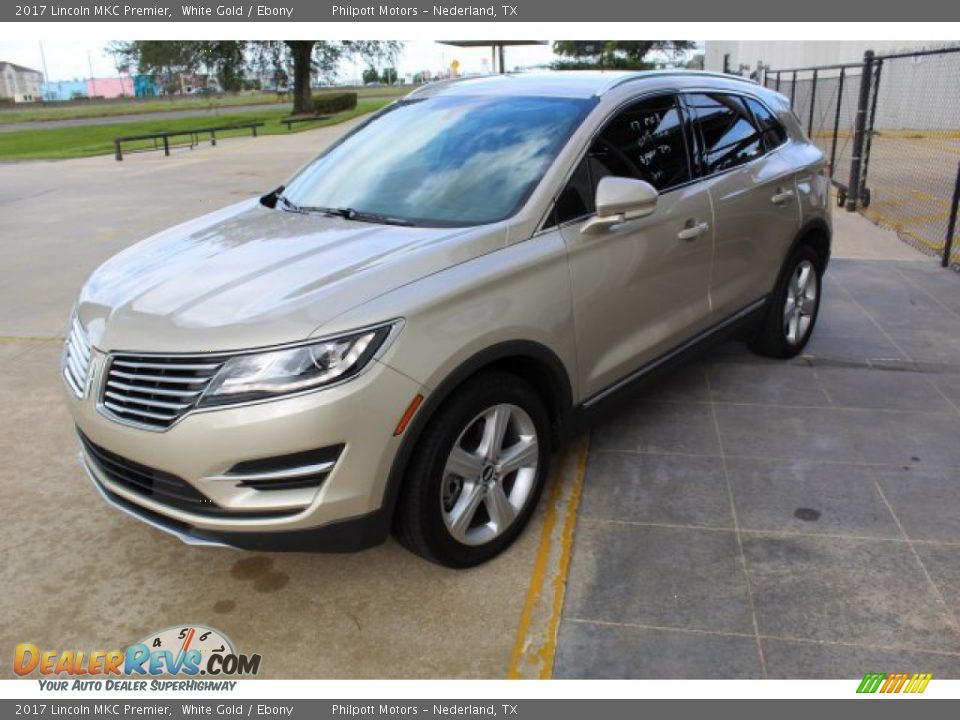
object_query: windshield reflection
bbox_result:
[282,95,594,227]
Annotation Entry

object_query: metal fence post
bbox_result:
[829,67,845,179]
[943,161,960,268]
[846,50,875,212]
[775,72,781,92]
[790,70,797,108]
[858,59,883,208]
[807,69,818,137]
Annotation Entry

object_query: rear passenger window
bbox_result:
[685,93,764,174]
[550,94,691,226]
[745,97,788,150]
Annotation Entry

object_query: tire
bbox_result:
[393,370,551,568]
[750,245,823,359]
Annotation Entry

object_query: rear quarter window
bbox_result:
[745,97,789,150]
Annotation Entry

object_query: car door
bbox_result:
[553,93,715,400]
[682,92,801,318]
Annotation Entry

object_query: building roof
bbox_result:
[0,61,42,75]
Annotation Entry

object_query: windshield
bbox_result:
[281,94,594,227]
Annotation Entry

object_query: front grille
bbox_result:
[79,431,297,519]
[102,353,225,429]
[63,318,92,397]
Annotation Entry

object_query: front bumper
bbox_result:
[67,355,425,547]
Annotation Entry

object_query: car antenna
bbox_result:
[259,185,285,209]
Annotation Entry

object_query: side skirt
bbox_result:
[572,297,769,431]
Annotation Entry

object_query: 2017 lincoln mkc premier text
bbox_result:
[63,71,830,567]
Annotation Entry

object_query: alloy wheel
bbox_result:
[783,259,818,345]
[440,403,539,546]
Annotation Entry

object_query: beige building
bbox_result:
[0,61,43,102]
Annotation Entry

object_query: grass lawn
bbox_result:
[0,99,390,160]
[0,86,410,124]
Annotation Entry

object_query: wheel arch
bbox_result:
[381,340,575,527]
[790,217,832,273]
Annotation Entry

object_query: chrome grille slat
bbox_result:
[105,379,202,398]
[65,351,86,385]
[104,400,178,422]
[101,352,226,429]
[70,330,91,363]
[104,391,191,411]
[108,369,212,384]
[112,359,220,371]
[63,318,92,398]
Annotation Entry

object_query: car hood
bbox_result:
[78,200,505,353]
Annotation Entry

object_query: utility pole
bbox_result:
[87,50,97,97]
[38,40,50,100]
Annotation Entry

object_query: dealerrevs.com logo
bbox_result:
[14,625,261,691]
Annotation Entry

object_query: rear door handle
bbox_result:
[677,221,709,241]
[771,189,795,205]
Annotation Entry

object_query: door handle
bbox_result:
[771,189,795,205]
[677,221,709,241]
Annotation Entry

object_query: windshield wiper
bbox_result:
[277,194,306,214]
[304,206,415,227]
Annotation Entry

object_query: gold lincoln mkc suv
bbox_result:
[63,71,830,567]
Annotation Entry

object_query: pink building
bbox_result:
[85,77,133,98]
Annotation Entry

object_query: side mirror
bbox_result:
[582,176,659,235]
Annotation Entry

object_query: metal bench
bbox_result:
[113,122,265,161]
[280,115,329,131]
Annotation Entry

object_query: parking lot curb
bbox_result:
[507,433,589,679]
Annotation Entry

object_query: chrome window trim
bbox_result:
[95,318,404,433]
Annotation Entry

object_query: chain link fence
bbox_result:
[763,45,960,268]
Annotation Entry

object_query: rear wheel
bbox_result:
[750,246,822,358]
[394,371,551,567]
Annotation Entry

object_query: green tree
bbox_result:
[380,67,398,85]
[362,66,380,85]
[108,40,404,113]
[552,41,697,69]
[285,41,315,112]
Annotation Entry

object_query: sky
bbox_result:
[0,39,699,83]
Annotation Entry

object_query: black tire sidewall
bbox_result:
[771,246,823,356]
[400,372,551,568]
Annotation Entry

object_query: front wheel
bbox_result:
[750,246,822,358]
[394,371,551,568]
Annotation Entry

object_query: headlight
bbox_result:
[198,322,399,407]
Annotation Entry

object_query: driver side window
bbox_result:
[551,94,692,226]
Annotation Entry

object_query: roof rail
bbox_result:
[406,75,491,98]
[595,70,758,96]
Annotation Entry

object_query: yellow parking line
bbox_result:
[508,434,589,679]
